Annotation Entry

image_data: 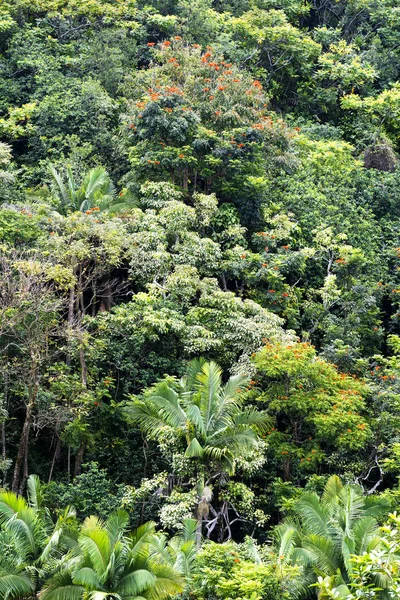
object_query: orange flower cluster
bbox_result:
[164,85,184,95]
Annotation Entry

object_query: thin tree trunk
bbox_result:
[182,166,188,190]
[67,445,71,482]
[66,285,75,367]
[2,372,8,481]
[74,441,85,478]
[12,362,39,493]
[12,399,34,493]
[48,437,61,483]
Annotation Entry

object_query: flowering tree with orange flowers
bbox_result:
[122,39,294,223]
[251,341,372,481]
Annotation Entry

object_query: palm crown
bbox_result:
[276,475,391,598]
[124,359,271,476]
[0,474,75,599]
[40,512,183,600]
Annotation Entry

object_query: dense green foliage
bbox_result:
[0,0,400,597]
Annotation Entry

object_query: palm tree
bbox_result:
[275,475,391,598]
[0,474,76,599]
[40,512,183,600]
[124,359,271,477]
[150,518,198,578]
[48,165,135,214]
[124,359,271,541]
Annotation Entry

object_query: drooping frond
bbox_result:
[39,570,85,600]
[72,567,102,590]
[116,568,156,597]
[303,534,340,576]
[185,404,205,437]
[221,372,250,405]
[81,167,110,202]
[0,572,34,599]
[123,401,176,440]
[297,493,330,537]
[180,358,206,392]
[352,516,380,554]
[0,492,28,523]
[185,437,204,458]
[233,409,273,433]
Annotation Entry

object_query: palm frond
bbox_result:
[27,474,44,511]
[185,437,204,458]
[233,409,273,433]
[116,569,155,597]
[297,493,330,537]
[353,516,380,554]
[196,361,222,430]
[0,573,34,598]
[39,570,84,600]
[106,510,129,546]
[303,534,340,576]
[322,475,343,507]
[73,567,102,590]
[48,164,70,207]
[81,167,109,202]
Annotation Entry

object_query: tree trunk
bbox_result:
[182,165,188,191]
[2,372,8,484]
[66,270,76,367]
[12,398,34,493]
[12,362,39,493]
[48,437,61,483]
[67,445,71,482]
[74,441,85,478]
[195,516,203,546]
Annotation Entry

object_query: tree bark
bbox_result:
[74,441,86,477]
[13,360,39,494]
[48,437,61,483]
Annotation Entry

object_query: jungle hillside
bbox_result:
[0,0,400,598]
